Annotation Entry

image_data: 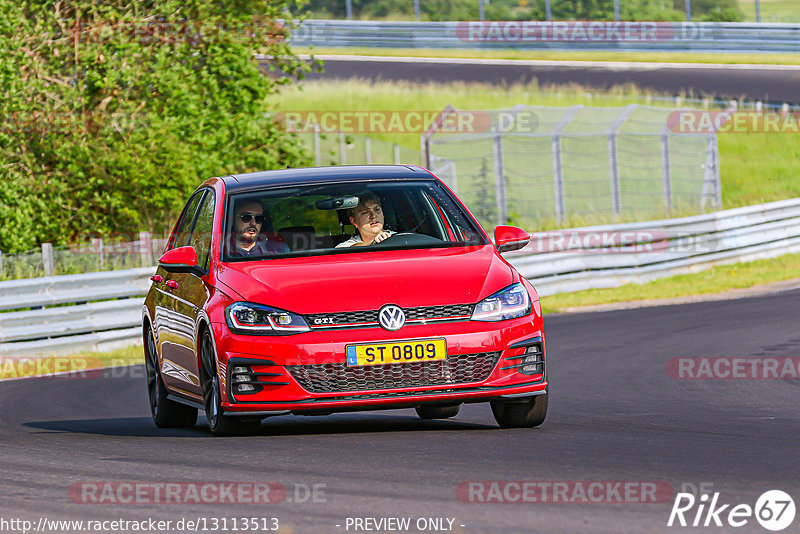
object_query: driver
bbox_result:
[230,200,290,256]
[335,192,395,248]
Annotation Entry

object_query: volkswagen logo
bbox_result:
[378,304,406,331]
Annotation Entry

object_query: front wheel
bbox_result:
[144,328,197,428]
[490,392,548,428]
[200,331,261,436]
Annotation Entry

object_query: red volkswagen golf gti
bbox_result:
[142,165,547,435]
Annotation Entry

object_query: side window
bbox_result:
[169,192,205,250]
[190,190,215,271]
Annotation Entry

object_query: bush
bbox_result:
[0,0,314,253]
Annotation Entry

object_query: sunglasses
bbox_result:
[237,213,265,224]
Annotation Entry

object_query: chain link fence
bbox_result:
[425,104,721,232]
[294,129,423,167]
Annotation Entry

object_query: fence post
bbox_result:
[92,238,104,270]
[0,250,3,277]
[492,135,507,226]
[394,143,401,165]
[339,132,346,165]
[701,134,722,210]
[139,231,153,267]
[314,124,321,166]
[551,105,583,224]
[42,243,54,276]
[660,133,672,213]
[607,104,638,219]
[365,137,372,164]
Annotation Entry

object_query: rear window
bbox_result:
[222,180,487,261]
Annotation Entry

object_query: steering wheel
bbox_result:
[372,232,443,247]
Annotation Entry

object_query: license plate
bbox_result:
[345,339,447,367]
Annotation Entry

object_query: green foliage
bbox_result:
[0,0,313,253]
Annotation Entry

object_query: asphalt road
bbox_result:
[305,55,800,104]
[2,288,800,533]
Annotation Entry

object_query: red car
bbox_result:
[142,165,547,435]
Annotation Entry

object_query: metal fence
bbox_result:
[0,233,167,281]
[290,20,800,52]
[294,129,423,167]
[424,104,720,231]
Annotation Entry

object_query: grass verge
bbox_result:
[298,46,800,66]
[0,344,142,380]
[539,252,800,313]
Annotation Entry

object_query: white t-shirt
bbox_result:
[335,231,395,248]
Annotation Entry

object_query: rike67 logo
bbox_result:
[668,490,796,531]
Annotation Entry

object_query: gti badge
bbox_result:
[378,304,406,331]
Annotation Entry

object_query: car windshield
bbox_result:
[223,180,487,261]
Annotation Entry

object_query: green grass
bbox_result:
[0,344,142,379]
[738,0,800,22]
[540,252,800,313]
[299,46,800,66]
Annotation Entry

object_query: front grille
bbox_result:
[305,304,473,329]
[286,351,501,393]
[405,304,473,321]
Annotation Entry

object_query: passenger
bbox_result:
[336,192,395,247]
[230,200,290,256]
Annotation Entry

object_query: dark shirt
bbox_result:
[231,237,290,257]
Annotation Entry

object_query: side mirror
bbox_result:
[495,225,530,253]
[158,246,200,274]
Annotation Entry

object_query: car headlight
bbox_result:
[225,302,310,335]
[471,283,532,322]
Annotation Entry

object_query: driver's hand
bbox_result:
[371,231,393,245]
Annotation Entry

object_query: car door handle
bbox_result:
[150,275,163,283]
[165,280,179,289]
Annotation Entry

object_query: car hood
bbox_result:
[216,245,514,314]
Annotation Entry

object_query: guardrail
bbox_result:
[0,268,153,357]
[511,198,800,295]
[2,198,800,357]
[290,20,800,52]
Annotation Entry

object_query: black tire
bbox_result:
[144,327,197,428]
[416,404,460,420]
[490,392,548,428]
[200,331,261,436]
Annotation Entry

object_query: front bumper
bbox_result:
[209,317,547,415]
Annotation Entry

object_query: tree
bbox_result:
[0,0,314,253]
